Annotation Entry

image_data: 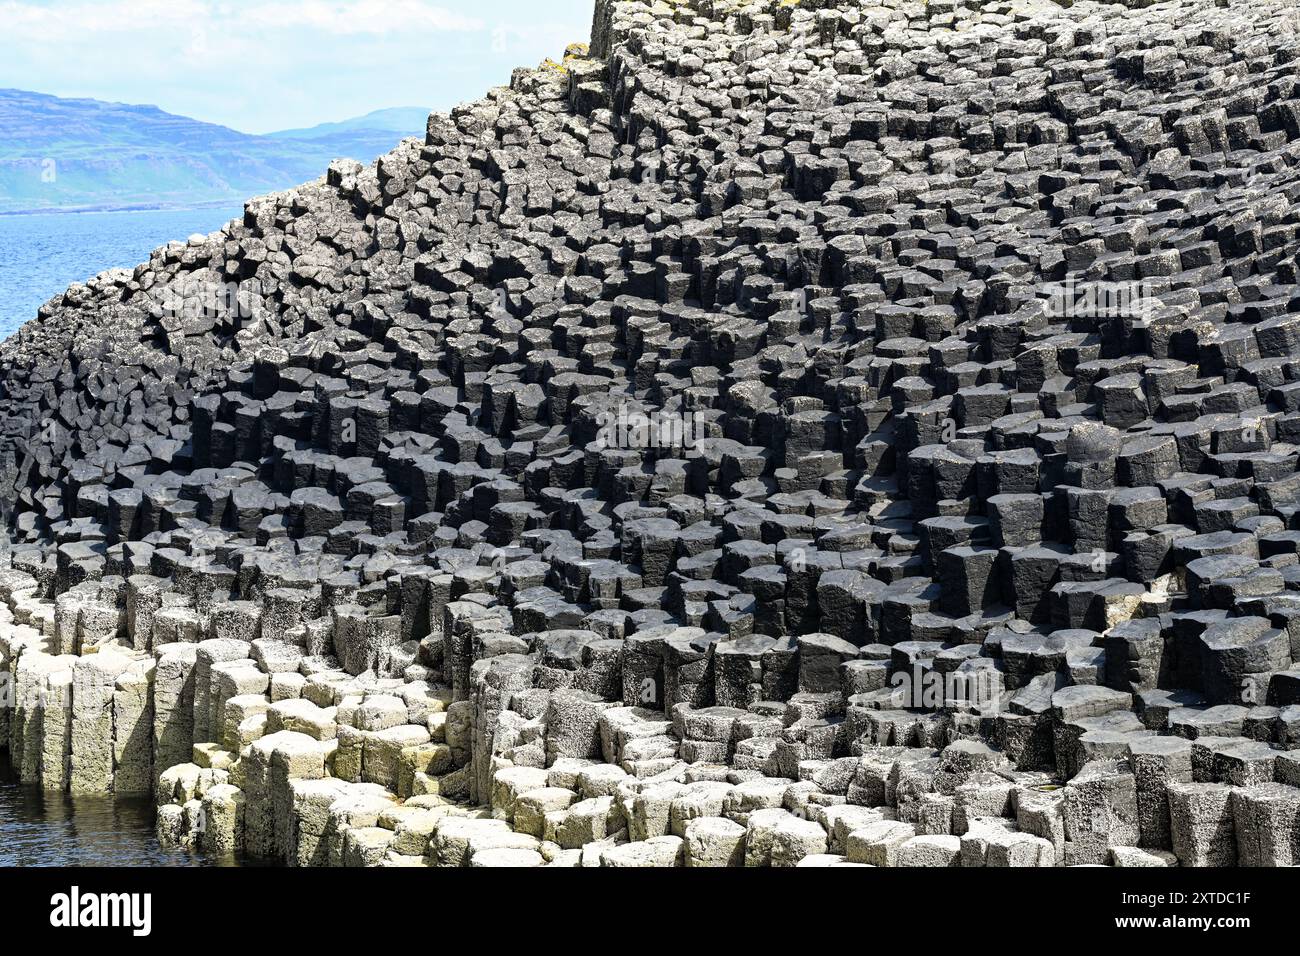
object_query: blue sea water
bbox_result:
[0,752,238,867]
[0,205,244,340]
[0,205,250,866]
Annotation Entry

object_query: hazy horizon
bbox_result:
[0,0,597,135]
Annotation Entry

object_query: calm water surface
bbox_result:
[0,209,266,865]
[0,205,244,339]
[0,752,244,866]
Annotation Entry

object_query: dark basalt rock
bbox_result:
[5,0,1300,867]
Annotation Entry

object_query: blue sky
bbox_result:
[0,0,596,133]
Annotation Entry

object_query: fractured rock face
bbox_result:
[6,0,1300,868]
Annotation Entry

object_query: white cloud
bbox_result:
[1,0,209,35]
[243,0,483,34]
[0,0,483,40]
[0,0,594,132]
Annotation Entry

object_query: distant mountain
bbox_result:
[0,89,429,214]
[268,107,433,138]
[264,108,433,170]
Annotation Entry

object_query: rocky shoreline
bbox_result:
[3,0,1300,867]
